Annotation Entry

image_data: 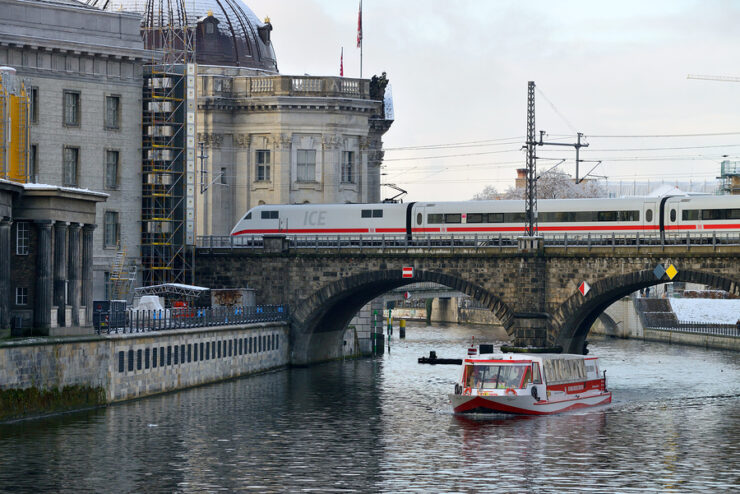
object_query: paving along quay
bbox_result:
[1,0,739,491]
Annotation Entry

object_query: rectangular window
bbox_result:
[152,348,158,368]
[160,347,165,367]
[63,146,79,186]
[145,348,150,369]
[181,345,185,363]
[239,339,243,355]
[200,342,204,360]
[167,346,172,366]
[187,344,192,363]
[427,213,443,224]
[63,90,80,126]
[220,167,227,185]
[341,151,354,183]
[249,337,253,353]
[296,149,316,182]
[503,212,526,223]
[137,349,142,370]
[16,222,29,255]
[105,95,120,129]
[466,213,483,223]
[104,211,119,248]
[228,340,233,357]
[206,341,210,360]
[488,213,504,223]
[256,149,271,181]
[683,209,700,221]
[30,87,38,124]
[128,349,134,372]
[118,351,124,372]
[361,209,371,218]
[15,287,28,305]
[105,150,119,189]
[444,213,461,224]
[218,341,222,358]
[29,144,38,183]
[193,343,198,362]
[276,335,279,350]
[174,345,179,365]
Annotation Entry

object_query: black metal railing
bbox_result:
[96,305,289,335]
[197,231,740,251]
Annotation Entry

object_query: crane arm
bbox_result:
[687,74,740,83]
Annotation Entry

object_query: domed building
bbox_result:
[91,0,393,286]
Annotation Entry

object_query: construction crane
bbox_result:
[687,74,740,83]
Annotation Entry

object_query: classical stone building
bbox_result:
[0,0,149,300]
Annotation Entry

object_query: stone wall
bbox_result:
[0,322,289,419]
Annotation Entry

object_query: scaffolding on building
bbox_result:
[0,67,29,183]
[718,160,740,195]
[109,244,137,303]
[140,14,197,286]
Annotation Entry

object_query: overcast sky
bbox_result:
[247,0,740,202]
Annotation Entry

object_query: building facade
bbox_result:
[0,0,149,300]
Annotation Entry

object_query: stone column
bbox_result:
[68,223,81,326]
[0,217,11,329]
[82,224,95,326]
[35,220,53,332]
[53,221,68,326]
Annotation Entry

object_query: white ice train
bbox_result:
[230,195,740,240]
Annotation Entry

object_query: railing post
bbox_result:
[588,233,591,251]
[564,232,568,251]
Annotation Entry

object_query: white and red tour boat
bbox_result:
[450,350,611,415]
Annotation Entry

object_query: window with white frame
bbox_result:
[104,211,119,248]
[341,151,355,183]
[63,90,80,127]
[105,150,119,189]
[255,150,270,181]
[296,149,316,182]
[105,95,120,129]
[16,222,29,255]
[15,287,28,305]
[63,146,79,186]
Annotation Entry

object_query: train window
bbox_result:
[243,212,252,220]
[619,210,640,222]
[646,209,653,222]
[503,212,526,223]
[445,213,461,224]
[670,209,677,222]
[702,208,740,220]
[597,211,618,222]
[373,209,383,218]
[682,210,699,221]
[261,210,278,219]
[466,213,483,223]
[428,214,444,224]
[488,213,504,223]
[361,209,371,218]
[416,213,422,225]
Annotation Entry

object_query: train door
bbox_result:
[413,205,425,238]
[643,202,656,234]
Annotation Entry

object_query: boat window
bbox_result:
[464,364,531,389]
[532,363,542,384]
[416,213,422,225]
[646,209,653,222]
[520,366,532,388]
[585,360,599,379]
[543,358,587,385]
[244,212,252,220]
[260,210,278,219]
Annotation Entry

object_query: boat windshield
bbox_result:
[462,364,532,390]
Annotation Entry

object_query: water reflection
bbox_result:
[0,322,738,492]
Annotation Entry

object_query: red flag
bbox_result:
[340,47,344,77]
[357,0,362,48]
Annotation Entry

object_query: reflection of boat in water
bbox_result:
[450,352,611,415]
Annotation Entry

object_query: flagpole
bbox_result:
[358,0,363,78]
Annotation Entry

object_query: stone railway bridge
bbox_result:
[194,240,740,365]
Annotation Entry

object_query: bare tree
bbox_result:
[474,171,607,200]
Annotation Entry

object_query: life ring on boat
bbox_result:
[505,388,517,396]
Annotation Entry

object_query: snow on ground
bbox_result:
[669,298,740,324]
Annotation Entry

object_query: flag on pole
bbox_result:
[357,0,363,48]
[340,47,344,77]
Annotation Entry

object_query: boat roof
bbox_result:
[467,353,595,362]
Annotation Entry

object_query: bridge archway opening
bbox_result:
[555,269,740,354]
[290,270,515,365]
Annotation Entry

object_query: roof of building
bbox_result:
[84,0,278,71]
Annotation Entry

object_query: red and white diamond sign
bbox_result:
[402,266,414,279]
[578,281,591,296]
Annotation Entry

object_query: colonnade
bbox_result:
[0,218,95,330]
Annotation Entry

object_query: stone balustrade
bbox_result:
[201,74,371,100]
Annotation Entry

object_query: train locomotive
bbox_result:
[230,194,740,241]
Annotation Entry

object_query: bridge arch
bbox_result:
[552,269,740,354]
[290,269,515,365]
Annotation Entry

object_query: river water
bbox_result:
[1,322,738,493]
